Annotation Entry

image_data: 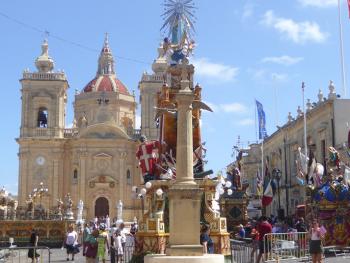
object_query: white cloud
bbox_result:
[250,68,288,82]
[298,0,337,8]
[271,73,288,81]
[205,102,248,114]
[261,55,304,66]
[252,69,267,80]
[135,115,141,129]
[242,3,254,20]
[238,118,254,126]
[192,58,239,82]
[220,103,248,113]
[261,10,328,44]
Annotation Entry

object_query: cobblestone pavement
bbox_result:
[2,248,350,263]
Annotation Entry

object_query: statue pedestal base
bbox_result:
[145,254,224,263]
[64,210,74,220]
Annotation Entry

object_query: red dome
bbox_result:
[83,75,129,95]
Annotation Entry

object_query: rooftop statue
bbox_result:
[161,0,196,65]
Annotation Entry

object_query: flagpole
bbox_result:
[302,82,307,162]
[255,99,258,143]
[261,139,264,186]
[338,0,347,97]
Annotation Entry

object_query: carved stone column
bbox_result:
[18,151,28,205]
[119,151,127,202]
[79,150,88,203]
[52,159,59,204]
[167,65,203,256]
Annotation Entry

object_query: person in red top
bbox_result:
[256,216,272,263]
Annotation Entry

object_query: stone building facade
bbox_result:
[17,37,163,221]
[241,82,350,218]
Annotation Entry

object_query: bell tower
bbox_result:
[20,40,68,138]
[138,44,167,140]
[17,40,68,205]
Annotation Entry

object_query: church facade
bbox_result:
[17,36,165,221]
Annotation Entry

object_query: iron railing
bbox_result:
[230,239,258,263]
[263,232,309,262]
[0,246,51,263]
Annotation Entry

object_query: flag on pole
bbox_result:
[348,0,350,18]
[262,180,273,207]
[256,100,268,140]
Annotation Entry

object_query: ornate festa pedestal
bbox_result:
[220,190,249,233]
[145,63,224,263]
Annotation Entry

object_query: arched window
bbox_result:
[73,169,78,180]
[37,107,48,128]
[126,169,131,185]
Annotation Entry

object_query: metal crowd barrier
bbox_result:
[0,246,51,263]
[263,232,308,262]
[124,243,135,263]
[230,239,258,263]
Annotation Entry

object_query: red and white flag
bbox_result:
[262,180,273,207]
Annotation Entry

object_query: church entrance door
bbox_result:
[95,197,109,218]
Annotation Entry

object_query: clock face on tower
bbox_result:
[36,156,45,166]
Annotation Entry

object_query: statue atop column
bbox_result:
[160,0,196,65]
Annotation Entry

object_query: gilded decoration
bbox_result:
[0,220,74,246]
[88,175,118,189]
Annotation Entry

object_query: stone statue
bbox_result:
[65,193,73,209]
[56,198,63,220]
[64,193,74,220]
[117,200,123,224]
[26,194,34,219]
[77,200,84,223]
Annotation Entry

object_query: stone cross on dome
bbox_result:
[97,33,115,76]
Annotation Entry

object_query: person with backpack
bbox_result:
[85,229,99,263]
[96,223,109,263]
[64,224,79,261]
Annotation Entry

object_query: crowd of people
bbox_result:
[28,216,138,263]
[26,213,325,263]
[233,215,325,263]
[77,219,138,263]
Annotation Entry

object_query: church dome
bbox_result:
[83,75,129,94]
[82,34,129,95]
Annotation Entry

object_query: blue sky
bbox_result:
[0,0,349,194]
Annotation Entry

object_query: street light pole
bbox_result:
[272,168,282,218]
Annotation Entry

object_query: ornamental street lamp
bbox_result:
[132,185,147,216]
[272,168,282,215]
[31,182,49,219]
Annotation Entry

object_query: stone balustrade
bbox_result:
[141,74,164,82]
[22,72,66,81]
